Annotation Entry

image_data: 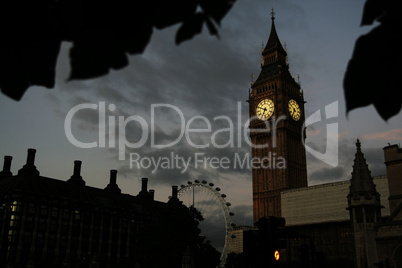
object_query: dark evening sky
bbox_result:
[1,0,401,228]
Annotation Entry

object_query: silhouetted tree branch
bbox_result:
[0,0,235,100]
[343,0,401,120]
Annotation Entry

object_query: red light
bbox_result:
[274,250,280,261]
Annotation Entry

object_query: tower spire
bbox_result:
[347,139,382,267]
[349,139,382,198]
[261,8,286,58]
[253,8,289,87]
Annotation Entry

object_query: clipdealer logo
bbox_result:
[64,101,338,172]
[303,101,339,167]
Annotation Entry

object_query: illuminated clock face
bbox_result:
[288,99,301,121]
[256,99,274,120]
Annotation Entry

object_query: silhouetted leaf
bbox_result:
[361,0,385,26]
[176,13,205,45]
[125,25,154,55]
[344,0,402,120]
[69,36,129,80]
[152,0,198,29]
[0,40,61,100]
[343,21,402,120]
[200,0,235,25]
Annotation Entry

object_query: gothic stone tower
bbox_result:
[248,10,307,222]
[347,139,382,268]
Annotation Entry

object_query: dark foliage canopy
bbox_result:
[139,203,220,268]
[0,0,235,100]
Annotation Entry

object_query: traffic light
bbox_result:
[255,216,287,265]
[274,250,280,261]
[270,216,286,265]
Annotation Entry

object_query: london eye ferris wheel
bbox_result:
[176,179,236,264]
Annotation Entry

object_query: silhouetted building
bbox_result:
[226,226,256,255]
[229,141,400,267]
[0,149,188,268]
[233,8,402,268]
[375,144,402,268]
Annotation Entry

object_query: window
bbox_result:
[9,214,20,227]
[11,201,21,213]
[8,230,17,243]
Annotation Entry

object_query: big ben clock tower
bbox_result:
[248,10,308,222]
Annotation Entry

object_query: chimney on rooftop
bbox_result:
[137,178,151,199]
[0,156,13,178]
[18,148,40,176]
[26,148,36,166]
[110,170,117,184]
[168,185,180,204]
[105,170,121,194]
[141,178,148,192]
[67,160,85,186]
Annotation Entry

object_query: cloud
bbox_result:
[307,138,386,185]
[363,129,402,141]
[306,126,320,136]
[309,166,346,185]
[231,204,254,226]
